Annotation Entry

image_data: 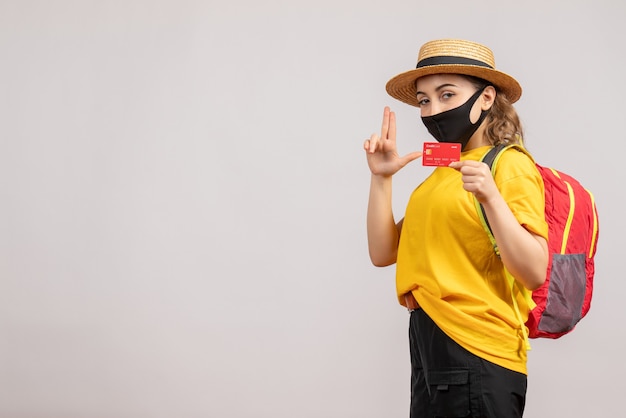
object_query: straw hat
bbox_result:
[385,39,522,107]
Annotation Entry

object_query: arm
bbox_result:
[480,193,548,290]
[364,107,421,267]
[366,174,402,266]
[449,160,548,290]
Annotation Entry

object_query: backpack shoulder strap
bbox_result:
[476,143,534,252]
[476,144,508,254]
[482,143,533,174]
[476,143,535,350]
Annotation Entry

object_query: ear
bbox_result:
[481,86,496,110]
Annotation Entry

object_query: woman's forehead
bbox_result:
[415,73,471,89]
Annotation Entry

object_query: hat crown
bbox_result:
[417,39,496,69]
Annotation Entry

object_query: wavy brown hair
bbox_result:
[466,76,523,146]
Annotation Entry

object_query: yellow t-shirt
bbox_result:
[396,145,549,374]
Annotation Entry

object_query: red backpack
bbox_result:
[477,144,599,340]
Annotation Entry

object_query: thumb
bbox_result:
[399,151,423,167]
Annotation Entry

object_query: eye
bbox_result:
[441,91,455,100]
[416,96,429,106]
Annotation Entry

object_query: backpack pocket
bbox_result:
[538,253,587,334]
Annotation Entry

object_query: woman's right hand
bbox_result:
[363,106,422,177]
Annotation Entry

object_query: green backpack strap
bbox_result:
[475,144,507,256]
[476,143,534,351]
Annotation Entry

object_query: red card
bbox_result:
[422,142,461,166]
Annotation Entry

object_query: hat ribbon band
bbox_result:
[416,56,493,69]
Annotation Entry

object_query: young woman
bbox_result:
[364,39,549,417]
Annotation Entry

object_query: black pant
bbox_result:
[409,309,527,418]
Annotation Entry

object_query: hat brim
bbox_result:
[385,64,522,107]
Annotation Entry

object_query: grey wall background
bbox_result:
[1,0,623,417]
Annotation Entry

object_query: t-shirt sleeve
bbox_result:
[495,149,549,240]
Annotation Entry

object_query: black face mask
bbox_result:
[421,87,489,150]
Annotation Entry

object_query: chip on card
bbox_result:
[422,142,461,166]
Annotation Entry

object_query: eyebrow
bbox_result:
[416,83,459,96]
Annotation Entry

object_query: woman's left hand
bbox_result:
[448,160,499,204]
